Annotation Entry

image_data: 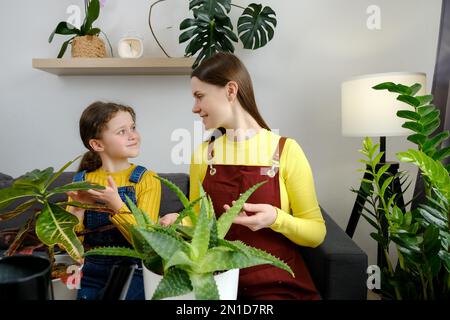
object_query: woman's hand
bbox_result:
[223,202,278,231]
[159,213,179,227]
[84,176,124,213]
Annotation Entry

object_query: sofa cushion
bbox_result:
[157,173,189,216]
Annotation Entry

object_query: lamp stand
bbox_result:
[345,136,406,270]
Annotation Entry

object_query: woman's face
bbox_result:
[191,76,232,130]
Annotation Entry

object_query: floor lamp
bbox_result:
[341,72,427,268]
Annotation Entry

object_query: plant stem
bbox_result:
[148,0,171,57]
[231,3,246,10]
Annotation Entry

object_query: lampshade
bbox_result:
[341,72,427,137]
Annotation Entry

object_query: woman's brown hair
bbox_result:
[78,101,136,172]
[191,52,270,131]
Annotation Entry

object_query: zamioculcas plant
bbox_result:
[48,0,113,58]
[0,156,106,263]
[353,82,450,300]
[86,176,293,300]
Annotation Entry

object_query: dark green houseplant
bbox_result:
[87,176,293,300]
[49,0,112,58]
[354,82,450,299]
[0,156,105,263]
[149,0,277,68]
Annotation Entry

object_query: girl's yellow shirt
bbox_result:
[69,164,161,244]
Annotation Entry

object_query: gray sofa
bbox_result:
[0,171,368,300]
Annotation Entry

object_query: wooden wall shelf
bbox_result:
[32,58,194,76]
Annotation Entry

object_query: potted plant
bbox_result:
[353,82,450,299]
[0,156,106,299]
[86,176,293,300]
[149,0,277,68]
[48,0,112,58]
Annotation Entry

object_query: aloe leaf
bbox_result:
[135,228,188,261]
[85,246,141,259]
[152,268,193,300]
[191,195,211,260]
[35,203,84,262]
[173,195,204,227]
[217,180,267,239]
[0,199,36,222]
[124,195,146,227]
[189,272,219,300]
[129,225,156,256]
[164,250,195,271]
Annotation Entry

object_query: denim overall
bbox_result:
[74,165,147,300]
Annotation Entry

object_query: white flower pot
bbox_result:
[143,266,239,300]
[51,254,80,300]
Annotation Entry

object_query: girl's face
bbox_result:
[191,76,233,130]
[91,111,141,160]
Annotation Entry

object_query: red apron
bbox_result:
[202,136,320,300]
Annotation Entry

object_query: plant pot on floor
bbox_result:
[71,35,106,58]
[51,254,80,300]
[143,267,239,300]
[0,255,53,300]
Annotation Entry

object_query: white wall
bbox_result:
[0,0,442,266]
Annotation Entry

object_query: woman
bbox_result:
[161,52,326,300]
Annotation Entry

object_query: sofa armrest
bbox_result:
[299,207,368,300]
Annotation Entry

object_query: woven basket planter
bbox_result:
[71,35,106,58]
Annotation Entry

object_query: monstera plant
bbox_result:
[86,176,293,300]
[149,0,277,68]
[353,82,450,300]
[0,156,105,263]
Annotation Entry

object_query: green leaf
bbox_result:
[57,38,74,58]
[397,95,420,107]
[421,109,440,126]
[44,156,81,190]
[84,0,100,32]
[217,180,267,239]
[433,146,450,161]
[402,121,423,133]
[189,272,219,300]
[372,82,412,95]
[124,195,146,227]
[48,181,105,196]
[422,119,440,136]
[135,228,188,261]
[128,225,156,257]
[415,95,434,106]
[189,0,231,15]
[409,83,422,95]
[35,203,84,263]
[152,268,193,300]
[0,187,39,210]
[85,246,141,259]
[49,22,80,43]
[417,105,436,117]
[0,199,36,222]
[13,167,54,192]
[422,131,449,153]
[173,195,204,227]
[418,205,448,230]
[5,216,34,256]
[397,110,421,121]
[191,196,211,260]
[86,28,101,36]
[380,176,394,198]
[397,149,450,201]
[237,4,277,49]
[407,133,426,145]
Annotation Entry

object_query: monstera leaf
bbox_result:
[237,4,277,49]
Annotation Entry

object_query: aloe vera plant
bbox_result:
[86,176,293,300]
[0,156,106,263]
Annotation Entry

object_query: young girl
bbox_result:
[67,101,161,300]
[161,53,326,300]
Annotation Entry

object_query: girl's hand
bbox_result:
[159,213,179,227]
[223,202,278,231]
[86,176,124,213]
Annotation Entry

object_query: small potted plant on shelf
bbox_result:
[353,82,450,300]
[86,176,293,300]
[0,156,107,299]
[148,0,277,68]
[49,0,112,58]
